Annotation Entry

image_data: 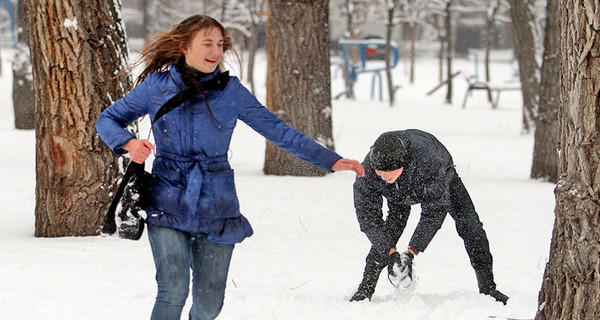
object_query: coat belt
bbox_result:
[156,151,228,215]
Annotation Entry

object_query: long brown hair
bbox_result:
[134,15,233,86]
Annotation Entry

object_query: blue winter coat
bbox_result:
[96,63,342,244]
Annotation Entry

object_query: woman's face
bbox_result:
[181,27,224,73]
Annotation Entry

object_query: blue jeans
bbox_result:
[147,224,234,320]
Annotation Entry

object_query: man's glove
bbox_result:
[387,251,414,288]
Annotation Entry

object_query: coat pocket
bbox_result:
[148,172,187,213]
[204,169,240,219]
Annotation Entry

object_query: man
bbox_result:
[350,129,508,304]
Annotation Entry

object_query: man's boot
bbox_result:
[475,268,509,305]
[350,281,376,302]
[350,260,386,302]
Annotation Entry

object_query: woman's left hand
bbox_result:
[332,158,365,177]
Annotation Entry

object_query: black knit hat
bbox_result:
[369,132,409,171]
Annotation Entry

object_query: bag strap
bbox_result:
[153,86,199,125]
[101,162,143,235]
[150,71,228,130]
[101,86,199,236]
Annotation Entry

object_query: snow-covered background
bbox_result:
[0,47,555,320]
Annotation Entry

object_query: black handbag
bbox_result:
[101,86,199,240]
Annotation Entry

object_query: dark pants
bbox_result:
[356,174,495,296]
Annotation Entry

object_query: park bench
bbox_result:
[461,50,520,109]
[461,80,521,109]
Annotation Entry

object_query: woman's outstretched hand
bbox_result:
[332,158,365,177]
[123,138,155,164]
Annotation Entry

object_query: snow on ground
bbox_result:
[0,48,554,320]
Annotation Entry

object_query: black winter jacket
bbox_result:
[353,129,456,254]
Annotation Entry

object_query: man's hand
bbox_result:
[123,139,155,164]
[387,251,414,288]
[332,158,365,177]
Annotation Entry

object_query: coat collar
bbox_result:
[169,61,223,88]
[169,61,229,91]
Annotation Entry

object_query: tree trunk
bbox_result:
[384,4,396,106]
[484,15,492,83]
[246,10,259,95]
[535,0,600,319]
[444,1,453,104]
[12,0,34,130]
[264,0,334,176]
[141,0,154,45]
[530,0,559,183]
[144,0,181,46]
[342,0,359,99]
[435,15,445,83]
[483,1,501,103]
[408,22,416,85]
[438,37,445,82]
[508,0,539,133]
[26,0,131,237]
[219,0,226,21]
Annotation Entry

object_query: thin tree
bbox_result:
[430,13,446,82]
[244,0,267,94]
[12,0,34,129]
[535,0,600,319]
[482,0,509,85]
[264,0,335,176]
[339,0,370,40]
[428,0,455,104]
[396,0,431,85]
[141,0,155,45]
[507,0,539,133]
[443,0,454,104]
[337,0,371,98]
[142,0,190,46]
[530,0,558,183]
[26,0,131,236]
[383,0,399,106]
[215,0,267,94]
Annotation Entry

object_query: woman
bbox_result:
[96,15,364,320]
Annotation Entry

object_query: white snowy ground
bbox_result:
[0,48,555,320]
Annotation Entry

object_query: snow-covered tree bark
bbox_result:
[264,0,335,176]
[535,0,600,318]
[26,0,131,236]
[530,0,558,183]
